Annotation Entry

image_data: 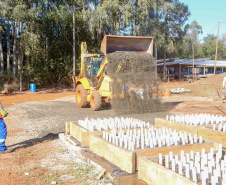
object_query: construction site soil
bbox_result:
[161,73,226,97]
[0,74,226,184]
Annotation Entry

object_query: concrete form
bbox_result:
[166,114,226,126]
[198,126,226,148]
[65,121,149,147]
[89,134,136,173]
[65,115,225,184]
[65,122,106,146]
[138,157,197,185]
[138,145,225,185]
[155,118,226,148]
[89,134,217,173]
[155,118,199,135]
[59,133,145,185]
[135,142,219,171]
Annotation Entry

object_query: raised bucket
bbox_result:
[30,83,36,92]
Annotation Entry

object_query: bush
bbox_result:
[0,71,19,92]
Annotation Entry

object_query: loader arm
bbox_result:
[96,57,108,78]
[80,42,88,76]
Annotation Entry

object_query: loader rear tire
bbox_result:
[90,92,102,111]
[76,84,89,108]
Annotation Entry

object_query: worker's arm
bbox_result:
[0,102,8,117]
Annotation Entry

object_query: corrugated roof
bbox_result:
[157,58,226,67]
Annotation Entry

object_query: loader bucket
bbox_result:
[101,35,154,55]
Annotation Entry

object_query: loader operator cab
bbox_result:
[84,55,105,85]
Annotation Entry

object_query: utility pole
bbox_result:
[72,2,76,89]
[163,42,166,81]
[155,46,157,79]
[214,21,220,75]
[192,44,194,80]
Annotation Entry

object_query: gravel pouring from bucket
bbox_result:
[106,51,162,114]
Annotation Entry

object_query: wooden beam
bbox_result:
[155,118,198,135]
[198,126,226,148]
[138,157,197,185]
[136,142,218,171]
[68,122,147,147]
[89,135,135,173]
[155,118,225,148]
[65,122,70,135]
[70,122,87,144]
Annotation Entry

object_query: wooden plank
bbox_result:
[68,122,108,146]
[155,118,198,135]
[199,123,221,128]
[135,142,218,171]
[138,157,197,185]
[70,122,86,143]
[65,122,70,135]
[155,119,224,147]
[198,126,226,148]
[89,135,135,173]
[116,173,147,185]
[68,122,147,147]
[81,130,106,146]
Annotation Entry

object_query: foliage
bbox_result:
[0,0,225,89]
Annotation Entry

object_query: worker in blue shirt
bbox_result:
[0,102,12,154]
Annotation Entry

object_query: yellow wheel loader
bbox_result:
[72,35,154,111]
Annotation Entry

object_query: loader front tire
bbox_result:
[76,84,89,108]
[90,92,102,111]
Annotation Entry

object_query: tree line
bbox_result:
[0,0,225,90]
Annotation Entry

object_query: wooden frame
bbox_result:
[66,122,149,147]
[155,118,198,135]
[155,118,225,148]
[89,134,135,173]
[198,126,226,148]
[89,134,218,173]
[135,142,218,171]
[138,157,197,185]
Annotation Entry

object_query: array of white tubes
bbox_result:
[78,117,149,131]
[166,114,226,126]
[158,144,226,185]
[103,126,203,150]
[213,123,226,132]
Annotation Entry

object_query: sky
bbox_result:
[180,0,226,41]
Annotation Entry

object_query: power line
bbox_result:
[205,23,218,36]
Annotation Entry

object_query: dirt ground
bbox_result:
[0,84,226,184]
[160,73,226,98]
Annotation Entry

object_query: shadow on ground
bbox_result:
[7,133,60,151]
[162,101,184,112]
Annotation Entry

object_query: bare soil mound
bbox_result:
[192,73,225,85]
[184,73,226,97]
[162,73,226,97]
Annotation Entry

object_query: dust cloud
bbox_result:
[106,51,162,115]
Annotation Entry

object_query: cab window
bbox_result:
[93,57,104,73]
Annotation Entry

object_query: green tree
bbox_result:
[0,0,194,90]
[182,20,203,59]
[200,34,226,60]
